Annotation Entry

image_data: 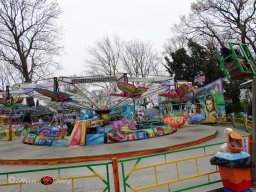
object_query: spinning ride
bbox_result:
[10,74,185,146]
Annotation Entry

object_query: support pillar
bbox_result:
[252,76,256,185]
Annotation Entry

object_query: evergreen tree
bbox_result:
[164,40,221,83]
[164,40,243,112]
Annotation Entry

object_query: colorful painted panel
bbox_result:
[80,109,95,120]
[110,105,134,120]
[152,125,173,136]
[86,134,105,145]
[162,116,185,129]
[117,82,136,97]
[23,125,67,146]
[112,118,137,131]
[52,137,69,147]
[0,125,24,141]
[107,131,129,143]
[34,88,70,102]
[188,114,206,124]
[193,78,226,123]
[36,126,66,140]
[23,134,37,144]
[0,97,24,107]
[194,78,224,98]
[107,123,176,143]
[110,82,147,98]
[34,137,53,146]
[133,130,150,140]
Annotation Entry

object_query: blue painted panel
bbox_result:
[52,136,69,147]
[86,134,104,145]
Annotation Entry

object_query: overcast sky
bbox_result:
[56,0,194,77]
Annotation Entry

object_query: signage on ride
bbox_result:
[71,76,117,84]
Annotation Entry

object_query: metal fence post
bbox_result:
[112,158,120,192]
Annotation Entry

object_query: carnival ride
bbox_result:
[3,74,183,146]
[216,42,256,80]
[0,72,228,146]
[216,42,256,130]
[0,88,26,141]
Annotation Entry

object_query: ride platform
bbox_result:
[0,125,218,165]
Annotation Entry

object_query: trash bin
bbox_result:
[210,151,254,192]
[219,166,251,191]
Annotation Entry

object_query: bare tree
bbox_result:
[122,40,161,77]
[85,35,123,76]
[85,35,162,78]
[0,62,21,89]
[0,0,62,105]
[172,0,256,52]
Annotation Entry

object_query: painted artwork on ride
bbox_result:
[80,109,95,120]
[194,78,226,123]
[23,125,67,146]
[110,105,134,120]
[110,82,148,99]
[106,124,175,143]
[33,88,71,102]
[0,115,24,141]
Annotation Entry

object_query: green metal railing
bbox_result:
[0,142,228,192]
[0,161,111,192]
[216,42,256,80]
[119,142,225,192]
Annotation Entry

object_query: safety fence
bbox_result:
[0,142,225,192]
[119,142,224,192]
[217,113,253,134]
[0,161,112,192]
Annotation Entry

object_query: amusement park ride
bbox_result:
[0,69,227,147]
[11,74,172,111]
[2,73,189,145]
[1,42,253,148]
[216,42,256,185]
[1,42,255,191]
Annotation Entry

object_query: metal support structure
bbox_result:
[61,102,65,127]
[252,76,256,185]
[6,86,10,99]
[53,77,58,92]
[123,73,128,83]
[6,85,12,141]
[8,108,13,141]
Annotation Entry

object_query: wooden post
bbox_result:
[112,158,120,192]
[252,76,256,185]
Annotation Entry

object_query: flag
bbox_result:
[194,75,205,84]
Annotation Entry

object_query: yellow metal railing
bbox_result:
[219,116,232,124]
[0,175,103,192]
[126,153,217,191]
[120,143,224,192]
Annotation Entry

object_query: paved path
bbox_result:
[0,125,250,192]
